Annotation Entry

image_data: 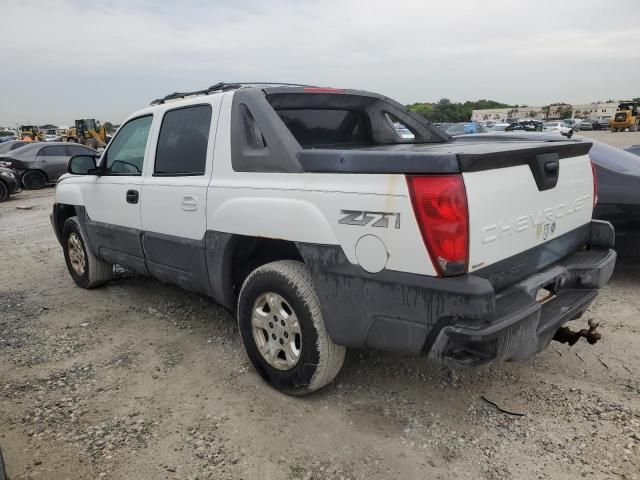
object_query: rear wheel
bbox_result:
[0,181,8,202]
[238,260,345,395]
[22,170,47,189]
[611,127,618,132]
[630,121,639,132]
[67,137,76,143]
[62,216,113,288]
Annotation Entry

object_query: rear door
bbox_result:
[37,145,69,181]
[140,100,220,294]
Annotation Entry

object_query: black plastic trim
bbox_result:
[473,223,591,291]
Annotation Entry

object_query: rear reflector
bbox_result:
[303,87,346,93]
[407,175,469,277]
[590,160,598,208]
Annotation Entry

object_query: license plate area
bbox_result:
[535,276,565,304]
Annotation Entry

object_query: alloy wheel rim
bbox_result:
[251,292,302,370]
[67,232,86,275]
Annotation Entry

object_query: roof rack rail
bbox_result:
[150,82,316,106]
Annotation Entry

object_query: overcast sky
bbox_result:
[1,0,639,126]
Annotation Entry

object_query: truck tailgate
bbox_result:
[464,153,594,272]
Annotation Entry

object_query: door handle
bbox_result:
[181,195,198,211]
[126,189,139,204]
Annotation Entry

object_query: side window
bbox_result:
[66,145,93,156]
[39,146,67,156]
[384,113,416,140]
[154,105,212,176]
[103,115,152,175]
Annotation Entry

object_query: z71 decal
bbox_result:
[339,210,401,229]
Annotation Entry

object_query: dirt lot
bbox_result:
[1,133,639,479]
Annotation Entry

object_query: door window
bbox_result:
[67,145,96,156]
[103,115,152,175]
[39,146,67,156]
[154,104,212,176]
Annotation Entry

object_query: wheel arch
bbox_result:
[205,232,304,311]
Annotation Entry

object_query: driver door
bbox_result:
[82,115,154,274]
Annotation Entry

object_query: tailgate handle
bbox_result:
[529,153,560,191]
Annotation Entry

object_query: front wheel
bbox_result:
[22,170,47,189]
[62,216,113,288]
[237,260,346,395]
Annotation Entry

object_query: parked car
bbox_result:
[506,120,543,132]
[43,134,60,142]
[52,83,615,395]
[578,119,593,131]
[488,122,510,132]
[589,141,640,253]
[593,118,611,130]
[543,121,573,138]
[0,165,21,202]
[0,140,29,154]
[625,145,640,156]
[0,142,98,189]
[445,121,489,135]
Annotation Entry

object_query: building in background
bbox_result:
[472,102,618,122]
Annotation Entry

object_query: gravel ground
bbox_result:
[1,134,639,479]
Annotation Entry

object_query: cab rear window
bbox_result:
[276,109,372,148]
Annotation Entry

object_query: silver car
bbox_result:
[0,142,98,189]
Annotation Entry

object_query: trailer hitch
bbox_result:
[553,319,602,346]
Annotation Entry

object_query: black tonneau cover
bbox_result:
[297,135,592,174]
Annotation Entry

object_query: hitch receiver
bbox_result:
[553,319,602,346]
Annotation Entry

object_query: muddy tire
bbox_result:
[22,170,47,189]
[0,180,8,202]
[62,216,113,288]
[237,260,346,395]
[630,121,639,132]
[67,137,76,143]
[611,127,618,132]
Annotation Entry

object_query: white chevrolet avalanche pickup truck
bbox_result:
[51,83,616,395]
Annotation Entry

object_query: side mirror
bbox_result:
[67,155,99,175]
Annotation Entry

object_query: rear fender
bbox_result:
[208,197,339,246]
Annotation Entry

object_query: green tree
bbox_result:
[103,121,115,133]
[408,98,511,123]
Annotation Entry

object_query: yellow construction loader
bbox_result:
[610,101,639,132]
[65,119,107,148]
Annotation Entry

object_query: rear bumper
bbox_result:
[300,220,616,365]
[428,247,616,365]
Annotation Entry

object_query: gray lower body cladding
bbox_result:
[298,220,616,365]
[52,204,616,365]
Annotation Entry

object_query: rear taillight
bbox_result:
[590,160,598,208]
[407,175,469,277]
